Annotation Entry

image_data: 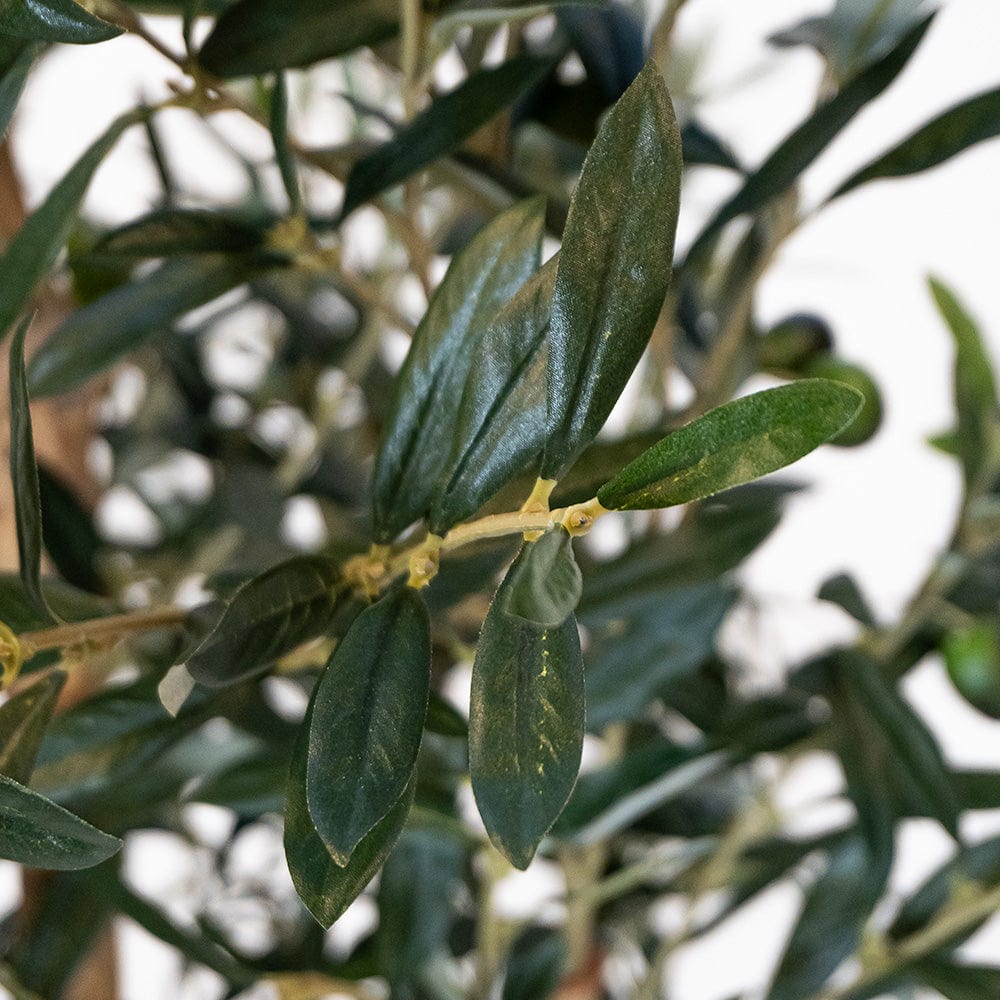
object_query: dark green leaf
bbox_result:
[684,15,933,267]
[766,836,884,1000]
[0,670,65,783]
[184,750,286,817]
[425,690,468,738]
[915,958,1000,1000]
[28,253,270,398]
[681,119,742,171]
[429,259,555,533]
[269,72,301,214]
[198,0,397,77]
[470,551,584,868]
[928,277,998,487]
[0,0,120,43]
[0,574,112,635]
[818,572,877,627]
[9,316,53,624]
[0,772,121,869]
[376,829,465,984]
[597,380,862,511]
[186,556,341,688]
[307,587,430,864]
[0,37,39,137]
[286,692,413,928]
[501,530,582,627]
[341,54,554,219]
[831,86,1000,201]
[0,107,141,343]
[837,651,960,838]
[373,197,544,541]
[91,208,267,258]
[542,61,682,478]
[502,927,567,1000]
[37,464,101,593]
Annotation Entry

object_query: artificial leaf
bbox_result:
[376,829,465,985]
[9,316,53,624]
[306,587,430,864]
[0,107,142,343]
[683,14,933,267]
[501,529,582,627]
[90,207,268,258]
[0,0,120,43]
[372,197,544,541]
[0,670,65,783]
[831,86,1000,201]
[928,277,998,486]
[597,380,862,511]
[185,556,341,688]
[198,0,397,78]
[470,550,584,868]
[28,253,271,398]
[542,60,682,478]
[341,54,554,218]
[0,37,39,137]
[429,259,554,533]
[0,772,121,869]
[286,691,413,928]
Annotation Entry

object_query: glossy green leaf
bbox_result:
[684,15,933,267]
[929,277,998,486]
[470,551,585,868]
[429,259,554,533]
[198,0,397,78]
[0,670,65,784]
[286,692,414,928]
[307,587,430,864]
[341,54,553,219]
[597,381,862,511]
[9,316,53,624]
[838,651,960,838]
[915,958,1000,1000]
[269,72,301,214]
[0,772,121,869]
[91,208,267,258]
[0,108,141,343]
[376,829,465,985]
[501,530,581,628]
[766,836,884,1000]
[372,198,544,541]
[0,37,39,137]
[0,0,120,43]
[185,556,341,688]
[542,61,682,478]
[831,86,1000,201]
[28,253,270,398]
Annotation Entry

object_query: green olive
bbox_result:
[803,357,882,446]
[943,622,1000,719]
[757,314,834,374]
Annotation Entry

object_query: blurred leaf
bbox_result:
[28,253,272,398]
[0,107,142,343]
[928,277,998,487]
[915,958,1000,1000]
[803,357,883,446]
[286,691,413,928]
[0,670,65,783]
[341,54,554,219]
[542,61,682,477]
[684,15,933,266]
[681,119,742,171]
[376,829,465,985]
[766,836,884,1000]
[307,588,430,864]
[470,548,584,868]
[269,71,302,214]
[9,316,53,623]
[827,0,929,81]
[425,690,468,738]
[0,574,112,634]
[831,86,1000,200]
[184,748,287,816]
[430,258,554,532]
[0,773,121,869]
[501,529,582,627]
[37,464,101,593]
[0,37,39,136]
[91,207,268,258]
[502,927,567,1000]
[372,197,544,541]
[597,381,862,511]
[185,556,341,688]
[943,620,1000,719]
[818,572,877,627]
[0,0,120,43]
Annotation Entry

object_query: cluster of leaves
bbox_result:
[1,1,1000,998]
